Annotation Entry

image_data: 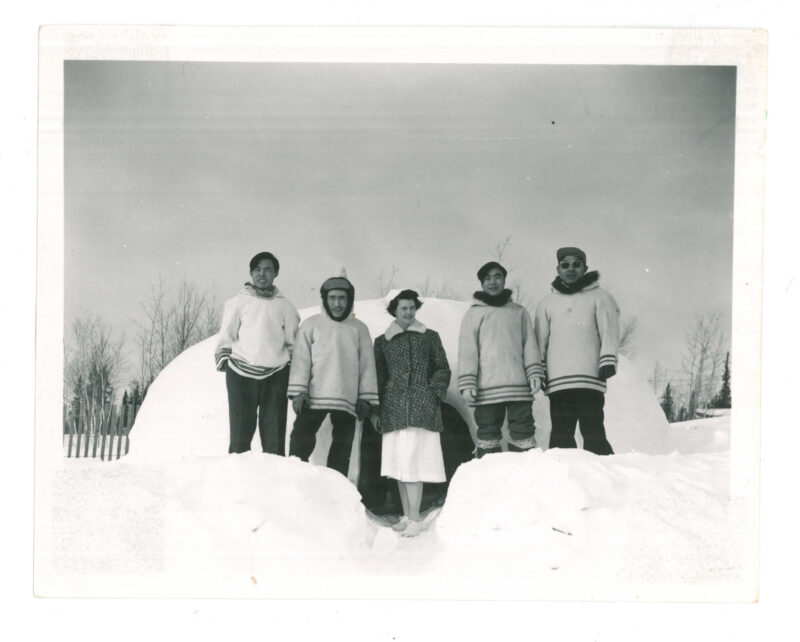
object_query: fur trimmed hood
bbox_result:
[472,288,514,307]
[551,271,600,294]
[320,276,355,321]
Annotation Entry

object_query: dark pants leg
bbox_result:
[473,403,505,457]
[256,366,290,455]
[548,390,579,449]
[357,416,389,510]
[576,390,614,455]
[226,368,259,454]
[327,411,356,477]
[289,409,328,462]
[506,401,536,451]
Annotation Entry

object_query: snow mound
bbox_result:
[665,415,731,454]
[129,296,670,466]
[42,416,749,598]
[434,443,744,595]
[45,452,371,595]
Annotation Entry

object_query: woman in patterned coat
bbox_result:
[373,290,451,537]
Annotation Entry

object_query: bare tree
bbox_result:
[170,279,207,355]
[134,276,171,387]
[64,314,127,436]
[202,280,221,338]
[488,235,531,304]
[133,277,221,396]
[417,276,463,300]
[648,360,667,394]
[373,265,399,297]
[680,312,728,417]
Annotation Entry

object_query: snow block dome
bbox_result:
[129,295,669,468]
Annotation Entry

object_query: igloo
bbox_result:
[128,296,670,473]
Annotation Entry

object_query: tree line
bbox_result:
[652,311,732,422]
[63,278,221,433]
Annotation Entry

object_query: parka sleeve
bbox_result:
[374,337,388,400]
[533,300,550,378]
[214,298,240,371]
[595,290,621,371]
[357,324,380,407]
[428,331,451,401]
[457,311,479,394]
[283,303,300,358]
[521,308,544,383]
[287,322,313,398]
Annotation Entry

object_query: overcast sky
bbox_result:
[64,61,735,378]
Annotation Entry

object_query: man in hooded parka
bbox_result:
[287,276,379,476]
[534,247,620,455]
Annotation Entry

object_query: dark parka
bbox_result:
[373,321,451,434]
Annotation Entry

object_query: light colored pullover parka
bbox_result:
[457,291,544,406]
[534,273,620,395]
[287,312,380,417]
[215,284,300,379]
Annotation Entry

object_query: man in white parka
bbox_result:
[215,251,300,455]
[458,261,544,458]
[534,247,620,455]
[287,276,379,476]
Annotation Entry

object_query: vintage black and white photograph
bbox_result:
[34,27,766,601]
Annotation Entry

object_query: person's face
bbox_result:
[326,290,349,319]
[394,299,417,328]
[481,268,506,296]
[556,255,588,285]
[250,258,276,289]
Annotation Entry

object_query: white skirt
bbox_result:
[381,427,446,483]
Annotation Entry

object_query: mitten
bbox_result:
[599,365,616,381]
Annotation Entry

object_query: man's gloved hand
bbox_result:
[291,392,308,415]
[370,407,381,432]
[356,399,372,421]
[599,365,617,381]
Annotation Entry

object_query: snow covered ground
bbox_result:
[34,297,756,600]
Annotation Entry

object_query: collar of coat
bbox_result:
[551,271,600,294]
[242,283,280,299]
[384,319,428,340]
[472,288,514,307]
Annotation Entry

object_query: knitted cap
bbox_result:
[556,247,587,263]
[477,261,508,281]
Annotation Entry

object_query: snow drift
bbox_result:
[39,413,750,599]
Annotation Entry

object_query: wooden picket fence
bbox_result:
[63,401,140,461]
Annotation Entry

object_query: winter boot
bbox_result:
[507,436,536,453]
[476,446,502,459]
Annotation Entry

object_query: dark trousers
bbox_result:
[548,389,613,455]
[289,408,356,477]
[225,366,289,455]
[473,401,535,456]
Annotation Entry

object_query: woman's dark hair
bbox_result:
[249,251,280,275]
[387,289,424,316]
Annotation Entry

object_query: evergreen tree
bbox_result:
[716,352,731,408]
[660,383,675,422]
[131,381,142,406]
